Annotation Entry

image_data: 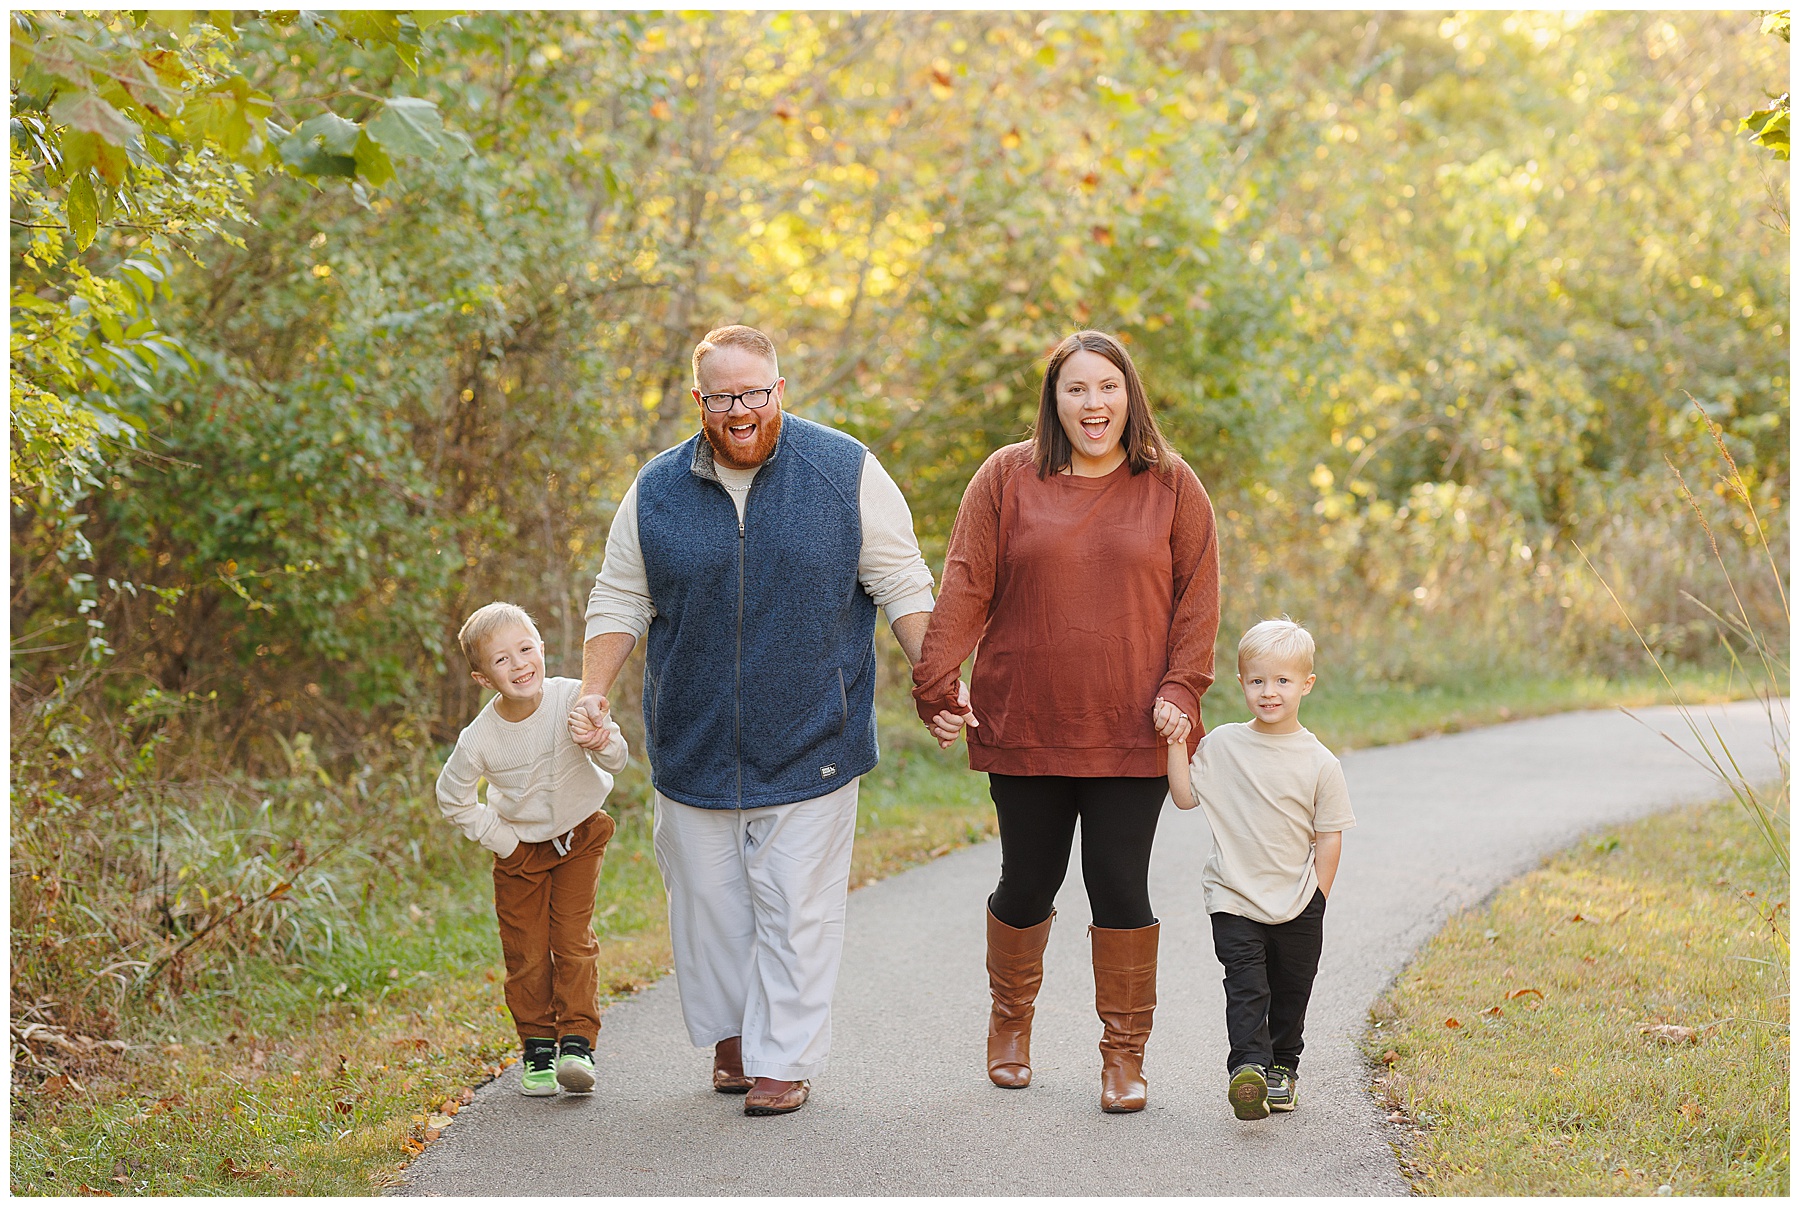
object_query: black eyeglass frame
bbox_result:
[697,379,781,413]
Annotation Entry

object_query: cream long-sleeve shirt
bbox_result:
[584,448,936,641]
[436,676,628,859]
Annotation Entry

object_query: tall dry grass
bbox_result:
[1576,401,1789,912]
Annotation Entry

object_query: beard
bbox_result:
[703,405,783,469]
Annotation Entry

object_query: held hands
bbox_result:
[1152,696,1192,746]
[568,694,614,752]
[926,679,980,750]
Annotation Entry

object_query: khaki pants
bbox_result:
[492,810,617,1044]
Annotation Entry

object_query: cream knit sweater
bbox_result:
[436,676,628,859]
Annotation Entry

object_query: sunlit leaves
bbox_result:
[1740,98,1789,159]
[181,77,274,158]
[366,97,469,160]
[64,174,99,251]
[48,90,140,146]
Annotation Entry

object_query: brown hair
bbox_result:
[458,601,538,671]
[692,324,779,382]
[1031,330,1172,479]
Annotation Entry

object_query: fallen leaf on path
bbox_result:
[441,1099,459,1115]
[1380,1050,1399,1065]
[1569,913,1587,923]
[1386,1111,1408,1123]
[1443,1017,1462,1028]
[423,1127,441,1142]
[1481,1005,1503,1017]
[458,1087,474,1104]
[334,1100,354,1115]
[1640,1023,1698,1044]
[1506,987,1544,1001]
[76,1184,113,1196]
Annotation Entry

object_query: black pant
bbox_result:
[987,774,1167,931]
[1210,889,1326,1073]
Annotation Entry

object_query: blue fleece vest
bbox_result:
[636,414,879,809]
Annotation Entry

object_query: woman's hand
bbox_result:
[926,679,980,749]
[1152,696,1192,746]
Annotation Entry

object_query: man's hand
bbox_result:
[926,679,979,749]
[1152,696,1192,746]
[568,694,613,751]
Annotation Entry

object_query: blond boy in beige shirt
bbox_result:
[436,602,627,1098]
[1163,617,1355,1121]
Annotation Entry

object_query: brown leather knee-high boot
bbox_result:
[986,907,1054,1088]
[1091,921,1158,1113]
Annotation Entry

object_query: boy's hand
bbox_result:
[568,694,612,750]
[926,679,979,750]
[1152,696,1192,745]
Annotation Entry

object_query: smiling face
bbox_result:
[1052,348,1130,476]
[693,344,785,469]
[1237,654,1316,735]
[471,621,547,710]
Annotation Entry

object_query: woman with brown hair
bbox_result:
[912,330,1219,1113]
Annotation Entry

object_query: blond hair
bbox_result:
[692,324,778,382]
[458,601,538,671]
[1236,616,1315,674]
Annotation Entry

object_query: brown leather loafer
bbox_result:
[713,1037,754,1094]
[743,1077,810,1116]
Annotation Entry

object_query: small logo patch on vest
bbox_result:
[820,763,838,779]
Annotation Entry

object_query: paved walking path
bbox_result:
[397,700,1785,1196]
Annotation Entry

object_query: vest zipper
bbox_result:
[735,511,745,808]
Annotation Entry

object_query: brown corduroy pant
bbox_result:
[491,810,617,1045]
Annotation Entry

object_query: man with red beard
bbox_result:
[569,325,938,1116]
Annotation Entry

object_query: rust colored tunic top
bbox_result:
[912,442,1220,778]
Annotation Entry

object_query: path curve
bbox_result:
[397,700,1785,1196]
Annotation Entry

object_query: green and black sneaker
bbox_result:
[556,1035,597,1094]
[1266,1065,1298,1113]
[1228,1063,1270,1120]
[521,1037,560,1097]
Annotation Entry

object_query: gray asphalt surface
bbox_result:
[397,700,1785,1196]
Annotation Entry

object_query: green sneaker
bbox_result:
[1228,1063,1270,1120]
[556,1035,596,1094]
[520,1037,560,1097]
[1266,1065,1298,1113]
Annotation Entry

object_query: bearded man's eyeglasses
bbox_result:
[699,381,779,413]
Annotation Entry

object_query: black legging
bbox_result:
[987,774,1167,931]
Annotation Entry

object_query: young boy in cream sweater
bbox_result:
[436,602,628,1097]
[1164,617,1355,1120]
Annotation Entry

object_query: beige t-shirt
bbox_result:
[1188,722,1356,924]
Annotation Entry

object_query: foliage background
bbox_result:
[9,4,1788,1136]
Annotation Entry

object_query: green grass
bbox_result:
[1368,794,1789,1195]
[9,665,1766,1195]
